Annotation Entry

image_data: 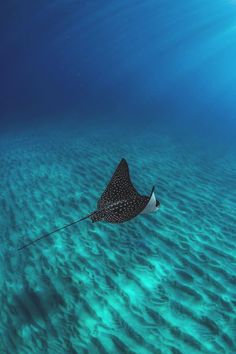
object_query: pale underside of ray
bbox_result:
[141,190,158,214]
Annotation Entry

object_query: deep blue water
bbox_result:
[1,0,236,133]
[1,1,236,353]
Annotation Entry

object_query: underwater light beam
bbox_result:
[17,159,160,251]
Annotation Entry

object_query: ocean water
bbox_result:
[1,1,236,354]
[1,125,236,354]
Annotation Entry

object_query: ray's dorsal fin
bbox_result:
[97,158,139,210]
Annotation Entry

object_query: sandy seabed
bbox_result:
[0,126,236,354]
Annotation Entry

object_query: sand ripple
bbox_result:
[0,129,235,353]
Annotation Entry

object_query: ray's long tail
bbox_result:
[17,212,95,251]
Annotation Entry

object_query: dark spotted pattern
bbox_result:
[91,159,153,223]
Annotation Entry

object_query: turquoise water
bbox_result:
[1,0,236,352]
[1,124,235,353]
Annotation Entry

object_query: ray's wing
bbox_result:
[97,159,140,210]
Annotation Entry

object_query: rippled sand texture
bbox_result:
[0,128,236,354]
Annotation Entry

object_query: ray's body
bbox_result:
[18,159,160,250]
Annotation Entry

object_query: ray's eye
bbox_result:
[156,200,160,208]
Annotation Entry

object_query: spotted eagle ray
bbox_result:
[18,158,160,250]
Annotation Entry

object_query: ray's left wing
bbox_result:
[97,159,140,210]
